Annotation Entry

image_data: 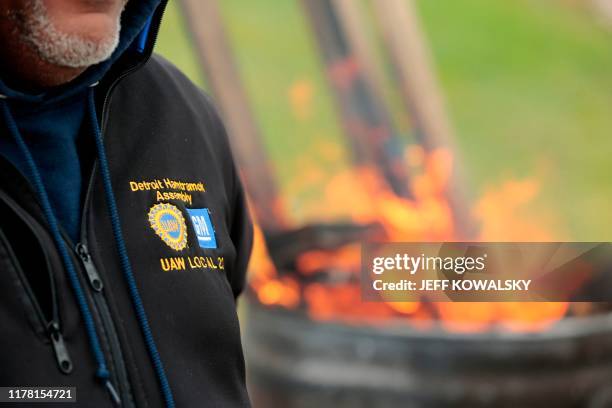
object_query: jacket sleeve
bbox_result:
[146,55,254,298]
[228,173,253,299]
[205,94,253,299]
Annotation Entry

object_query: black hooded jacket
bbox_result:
[0,1,253,406]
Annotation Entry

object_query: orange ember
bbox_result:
[248,146,570,333]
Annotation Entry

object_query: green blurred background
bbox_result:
[156,0,612,241]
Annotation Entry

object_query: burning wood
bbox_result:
[178,0,608,335]
[265,222,382,272]
[246,145,603,333]
[178,0,288,232]
[300,0,413,199]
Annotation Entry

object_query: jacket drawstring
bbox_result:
[87,86,175,408]
[1,87,176,407]
[0,95,121,405]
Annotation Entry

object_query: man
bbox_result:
[0,0,253,407]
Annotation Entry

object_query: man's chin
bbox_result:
[40,0,126,18]
[18,0,122,70]
[0,0,124,88]
[49,12,122,45]
[21,0,124,68]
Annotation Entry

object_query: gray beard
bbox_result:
[15,0,123,69]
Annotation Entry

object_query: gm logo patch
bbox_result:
[148,203,189,251]
[186,208,217,249]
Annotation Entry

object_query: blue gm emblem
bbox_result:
[148,203,188,251]
[186,208,217,249]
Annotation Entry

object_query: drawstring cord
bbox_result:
[0,95,120,405]
[0,87,174,407]
[87,87,175,407]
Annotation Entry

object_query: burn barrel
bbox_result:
[244,300,612,408]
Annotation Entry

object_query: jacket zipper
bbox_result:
[99,0,167,129]
[0,193,72,375]
[73,164,135,408]
[0,4,168,405]
[76,242,103,292]
[74,242,134,407]
[75,5,168,404]
[61,4,169,405]
[1,160,130,406]
[0,2,168,404]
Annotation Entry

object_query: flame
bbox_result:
[475,178,556,241]
[249,224,300,309]
[248,144,570,333]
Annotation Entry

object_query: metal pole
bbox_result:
[301,0,413,198]
[371,0,478,238]
[178,0,288,232]
[331,0,389,103]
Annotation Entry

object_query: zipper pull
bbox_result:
[48,321,73,374]
[75,243,104,292]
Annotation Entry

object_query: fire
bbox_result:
[475,178,556,241]
[249,225,300,309]
[248,144,570,333]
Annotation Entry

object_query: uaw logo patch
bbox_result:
[148,203,188,251]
